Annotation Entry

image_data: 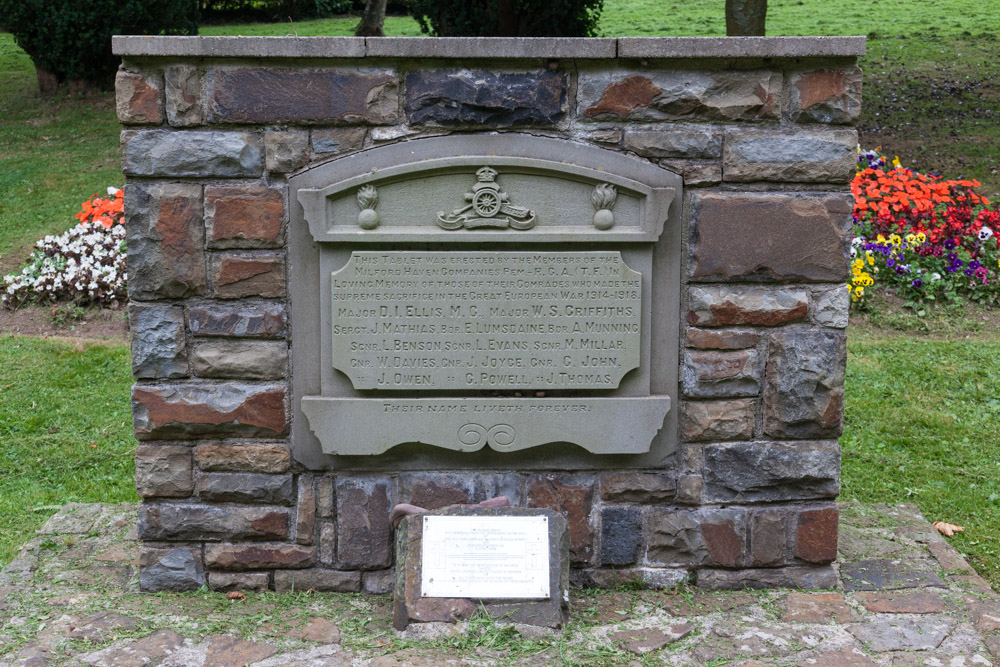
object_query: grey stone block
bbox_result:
[265,130,309,173]
[405,70,566,127]
[187,301,286,338]
[682,349,761,398]
[723,128,857,183]
[122,129,262,177]
[601,507,642,566]
[764,330,847,438]
[129,303,187,379]
[702,441,840,503]
[135,445,193,498]
[274,568,361,593]
[696,565,838,590]
[687,285,810,328]
[139,502,291,541]
[681,398,755,442]
[208,571,270,592]
[624,126,722,159]
[616,36,866,59]
[164,64,202,126]
[191,340,287,379]
[195,473,294,505]
[113,35,366,58]
[366,36,616,59]
[813,286,850,328]
[139,546,205,592]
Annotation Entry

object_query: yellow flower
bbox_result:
[846,284,853,293]
[892,156,901,169]
[905,233,917,246]
[866,251,874,265]
[916,232,927,243]
[889,234,902,246]
[856,286,865,297]
[876,234,887,243]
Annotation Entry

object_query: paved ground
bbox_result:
[0,502,997,666]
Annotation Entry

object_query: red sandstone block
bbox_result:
[116,70,164,125]
[132,383,288,440]
[205,186,284,249]
[211,254,286,299]
[796,507,839,563]
[527,474,595,564]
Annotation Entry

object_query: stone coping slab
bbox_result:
[112,35,866,59]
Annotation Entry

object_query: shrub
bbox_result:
[850,148,999,308]
[0,0,199,91]
[409,0,604,37]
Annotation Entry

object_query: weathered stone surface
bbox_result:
[840,559,946,592]
[191,340,288,379]
[116,70,163,124]
[139,546,205,591]
[723,128,857,183]
[682,349,761,398]
[94,629,185,665]
[398,472,520,509]
[686,328,758,350]
[601,507,641,566]
[611,624,694,655]
[813,286,850,328]
[296,475,316,545]
[623,126,721,159]
[688,286,810,327]
[206,186,284,249]
[69,611,139,641]
[782,592,858,623]
[139,502,290,541]
[797,647,877,667]
[764,330,847,438]
[208,571,270,592]
[750,509,792,567]
[697,565,837,590]
[194,442,291,473]
[847,615,955,652]
[132,383,288,439]
[211,253,285,299]
[125,182,206,300]
[265,130,310,173]
[675,474,703,505]
[203,635,278,666]
[316,476,335,518]
[580,70,781,122]
[319,521,336,566]
[274,568,361,593]
[122,129,263,177]
[135,444,193,498]
[659,160,722,186]
[702,518,745,568]
[129,303,187,379]
[691,192,852,282]
[290,617,341,644]
[527,474,595,564]
[207,68,397,124]
[311,127,366,155]
[854,590,946,614]
[405,70,566,126]
[648,508,746,567]
[187,301,286,338]
[363,569,395,595]
[703,441,840,502]
[195,473,294,505]
[790,66,863,124]
[600,472,676,503]
[336,478,392,569]
[796,507,839,563]
[165,64,202,126]
[681,398,755,441]
[205,542,314,570]
[572,567,689,590]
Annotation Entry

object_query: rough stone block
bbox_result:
[194,473,294,505]
[675,475,703,505]
[122,129,263,178]
[796,507,839,563]
[139,503,290,541]
[165,64,203,126]
[187,301,286,338]
[601,507,641,566]
[135,444,193,498]
[116,70,164,125]
[682,349,761,398]
[527,474,595,564]
[311,127,366,155]
[623,126,721,159]
[764,330,847,438]
[264,130,309,173]
[658,160,722,186]
[681,398,755,441]
[750,509,793,567]
[600,472,676,504]
[205,542,314,570]
[296,475,316,545]
[206,67,397,124]
[398,472,521,509]
[697,565,837,590]
[132,383,288,439]
[690,192,852,282]
[405,70,566,127]
[579,70,781,122]
[318,521,336,565]
[125,182,206,300]
[813,285,850,328]
[191,340,287,380]
[789,66,863,124]
[210,253,285,299]
[194,442,291,473]
[274,568,361,593]
[205,186,284,249]
[687,286,809,327]
[702,441,840,502]
[208,571,270,592]
[316,476,335,518]
[363,569,395,595]
[723,128,857,183]
[139,545,205,592]
[129,303,187,379]
[647,508,746,568]
[685,328,758,350]
[336,478,392,570]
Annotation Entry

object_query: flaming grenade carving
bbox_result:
[591,182,618,230]
[356,184,380,229]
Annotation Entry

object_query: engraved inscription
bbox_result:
[330,251,642,390]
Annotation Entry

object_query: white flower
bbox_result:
[107,186,119,196]
[979,227,994,242]
[931,272,941,281]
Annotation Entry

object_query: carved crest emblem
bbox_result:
[436,166,536,230]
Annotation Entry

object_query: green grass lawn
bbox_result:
[0,336,136,566]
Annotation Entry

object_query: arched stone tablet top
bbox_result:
[294,134,679,244]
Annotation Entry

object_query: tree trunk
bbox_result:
[35,64,59,97]
[355,0,388,37]
[726,0,767,36]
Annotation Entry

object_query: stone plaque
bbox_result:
[420,515,550,599]
[330,251,642,391]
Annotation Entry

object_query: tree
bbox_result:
[355,0,387,36]
[725,0,767,36]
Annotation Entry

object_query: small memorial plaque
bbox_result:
[420,515,550,599]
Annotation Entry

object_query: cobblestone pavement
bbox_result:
[0,501,997,666]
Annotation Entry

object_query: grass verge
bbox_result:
[0,336,136,566]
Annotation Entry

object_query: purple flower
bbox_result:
[947,253,958,262]
[886,258,896,267]
[970,260,981,270]
[964,268,975,277]
[912,279,923,288]
[944,239,957,249]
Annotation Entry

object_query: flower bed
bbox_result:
[850,149,999,307]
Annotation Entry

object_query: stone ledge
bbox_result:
[113,35,865,59]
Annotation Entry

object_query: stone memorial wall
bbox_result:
[115,35,862,593]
